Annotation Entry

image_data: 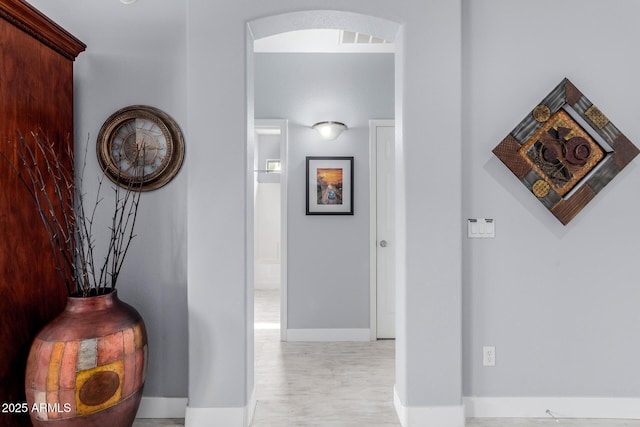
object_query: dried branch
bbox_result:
[0,132,143,297]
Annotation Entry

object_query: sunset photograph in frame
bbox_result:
[306,156,354,215]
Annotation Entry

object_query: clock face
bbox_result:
[110,117,171,179]
[97,106,184,191]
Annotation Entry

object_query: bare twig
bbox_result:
[0,133,143,297]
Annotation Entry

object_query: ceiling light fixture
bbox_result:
[312,121,348,140]
[120,0,137,4]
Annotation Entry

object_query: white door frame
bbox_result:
[255,119,288,341]
[369,119,395,341]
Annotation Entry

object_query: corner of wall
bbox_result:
[394,386,465,427]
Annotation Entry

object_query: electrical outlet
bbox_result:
[483,346,496,367]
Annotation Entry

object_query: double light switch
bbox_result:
[467,218,495,238]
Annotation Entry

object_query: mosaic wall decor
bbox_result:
[492,78,639,225]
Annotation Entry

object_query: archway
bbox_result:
[246,9,402,425]
[186,2,464,425]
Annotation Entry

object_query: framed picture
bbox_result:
[306,156,354,215]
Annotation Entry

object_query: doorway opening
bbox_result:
[253,119,288,342]
[248,10,402,424]
[250,18,398,342]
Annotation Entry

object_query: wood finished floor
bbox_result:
[252,291,397,426]
[134,290,640,426]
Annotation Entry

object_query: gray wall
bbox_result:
[256,134,281,184]
[20,0,640,416]
[255,53,394,329]
[27,1,189,398]
[462,0,640,397]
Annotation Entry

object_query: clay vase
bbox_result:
[24,290,147,427]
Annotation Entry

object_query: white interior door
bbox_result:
[375,123,395,339]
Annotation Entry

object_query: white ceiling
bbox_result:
[254,29,394,53]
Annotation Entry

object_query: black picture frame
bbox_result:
[305,156,354,215]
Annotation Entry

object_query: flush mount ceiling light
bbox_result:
[312,121,348,140]
[120,0,137,4]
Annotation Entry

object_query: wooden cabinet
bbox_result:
[0,2,84,425]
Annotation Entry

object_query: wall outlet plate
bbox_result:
[483,346,496,367]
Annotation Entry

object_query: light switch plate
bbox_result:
[468,218,495,238]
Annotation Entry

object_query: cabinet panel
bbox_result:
[0,2,84,425]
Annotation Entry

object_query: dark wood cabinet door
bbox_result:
[0,2,84,425]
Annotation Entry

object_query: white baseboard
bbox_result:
[246,388,257,426]
[464,396,640,419]
[136,397,187,419]
[394,386,465,427]
[286,328,371,342]
[184,388,256,427]
[254,282,281,290]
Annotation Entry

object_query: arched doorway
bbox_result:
[186,3,464,425]
[247,9,402,425]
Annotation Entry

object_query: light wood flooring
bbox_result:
[133,289,640,426]
[252,290,397,426]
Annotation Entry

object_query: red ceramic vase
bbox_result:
[24,290,147,427]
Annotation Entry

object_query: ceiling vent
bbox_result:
[340,30,388,45]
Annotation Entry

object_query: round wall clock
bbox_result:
[97,105,185,191]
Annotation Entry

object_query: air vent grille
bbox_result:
[340,31,388,45]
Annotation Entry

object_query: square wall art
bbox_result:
[492,78,639,225]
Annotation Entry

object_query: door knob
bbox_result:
[380,240,388,247]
